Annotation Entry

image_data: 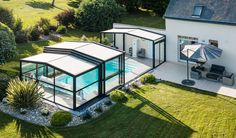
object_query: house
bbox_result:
[164,0,236,74]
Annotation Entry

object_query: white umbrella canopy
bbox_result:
[181,44,223,62]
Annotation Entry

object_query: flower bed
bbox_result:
[0,97,115,127]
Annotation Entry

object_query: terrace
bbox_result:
[153,62,236,98]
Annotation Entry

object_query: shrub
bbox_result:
[0,22,17,62]
[29,26,41,41]
[76,0,126,32]
[49,25,58,32]
[51,111,72,127]
[56,25,67,34]
[67,0,82,8]
[141,0,169,16]
[81,111,92,121]
[6,78,43,108]
[140,73,156,84]
[104,100,112,106]
[0,6,15,30]
[36,18,51,35]
[94,106,103,113]
[116,0,140,13]
[13,18,23,34]
[110,89,127,103]
[15,30,28,43]
[55,9,75,27]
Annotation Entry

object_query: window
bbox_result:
[192,5,203,17]
[178,35,198,61]
[209,40,218,47]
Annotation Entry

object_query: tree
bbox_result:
[76,0,126,32]
[51,0,55,6]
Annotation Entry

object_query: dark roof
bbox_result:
[164,0,236,25]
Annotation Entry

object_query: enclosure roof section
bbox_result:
[21,53,96,76]
[102,28,165,41]
[45,41,123,61]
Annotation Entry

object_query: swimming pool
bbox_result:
[56,60,136,94]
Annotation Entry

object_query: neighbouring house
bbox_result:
[164,0,236,74]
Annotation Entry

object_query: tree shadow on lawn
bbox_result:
[131,91,193,130]
[52,103,194,138]
[15,119,56,138]
[25,1,52,10]
[160,81,218,97]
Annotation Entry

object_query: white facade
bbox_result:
[165,19,236,73]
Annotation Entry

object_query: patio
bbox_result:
[152,62,236,98]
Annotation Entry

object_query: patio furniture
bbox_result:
[129,47,133,56]
[137,48,146,58]
[181,43,223,86]
[190,66,201,79]
[206,64,226,81]
[222,73,235,86]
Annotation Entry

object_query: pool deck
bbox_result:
[152,62,236,98]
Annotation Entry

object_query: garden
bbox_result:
[1,0,236,137]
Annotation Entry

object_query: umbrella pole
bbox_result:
[182,49,195,86]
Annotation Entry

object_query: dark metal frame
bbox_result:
[19,42,125,110]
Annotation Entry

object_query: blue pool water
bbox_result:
[56,60,136,94]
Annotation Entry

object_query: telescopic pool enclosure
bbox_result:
[20,29,166,110]
[20,42,125,110]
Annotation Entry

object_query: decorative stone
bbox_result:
[104,100,112,106]
[40,108,50,116]
[20,108,27,115]
[2,97,8,104]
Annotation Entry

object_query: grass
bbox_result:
[0,0,71,27]
[0,82,236,137]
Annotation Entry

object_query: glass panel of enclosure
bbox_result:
[76,67,99,108]
[22,62,37,80]
[104,33,114,47]
[54,69,74,109]
[155,40,165,67]
[105,57,120,93]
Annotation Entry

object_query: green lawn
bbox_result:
[0,82,236,138]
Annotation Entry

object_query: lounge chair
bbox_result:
[137,48,146,58]
[206,64,226,81]
[223,73,235,86]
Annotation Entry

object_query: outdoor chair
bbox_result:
[190,66,201,79]
[206,64,226,81]
[223,73,235,86]
[137,48,146,58]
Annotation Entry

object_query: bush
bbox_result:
[0,22,17,62]
[76,0,126,32]
[140,73,156,84]
[56,25,67,34]
[0,6,15,30]
[13,18,23,34]
[51,111,72,127]
[36,18,51,35]
[6,78,43,108]
[141,0,169,16]
[49,25,58,32]
[0,74,10,100]
[67,0,82,8]
[94,106,103,113]
[81,111,92,121]
[55,9,75,27]
[110,90,127,103]
[116,0,140,13]
[29,26,41,41]
[15,30,28,43]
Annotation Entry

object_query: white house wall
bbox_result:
[166,19,236,73]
